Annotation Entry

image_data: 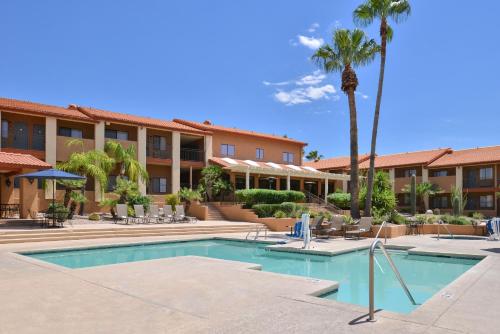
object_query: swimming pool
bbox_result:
[23,239,480,314]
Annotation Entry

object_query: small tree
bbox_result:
[305,150,324,162]
[402,181,441,212]
[200,165,232,201]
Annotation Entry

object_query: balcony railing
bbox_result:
[147,147,172,159]
[180,148,204,162]
[463,179,494,188]
[1,137,45,151]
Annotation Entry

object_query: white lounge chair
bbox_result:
[115,204,129,224]
[345,217,373,240]
[175,205,197,223]
[133,205,147,224]
[162,205,174,223]
[147,204,160,224]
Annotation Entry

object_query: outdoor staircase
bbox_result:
[303,191,343,214]
[0,223,266,244]
[204,203,227,220]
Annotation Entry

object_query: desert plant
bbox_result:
[471,212,484,220]
[402,181,441,211]
[88,212,101,221]
[450,186,467,216]
[389,211,407,225]
[440,214,472,225]
[178,187,202,211]
[312,28,379,218]
[343,215,356,225]
[68,191,87,219]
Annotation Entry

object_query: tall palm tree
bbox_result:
[104,141,148,183]
[313,29,379,218]
[354,0,411,216]
[305,150,324,162]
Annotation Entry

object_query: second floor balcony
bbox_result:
[180,147,204,162]
[147,146,172,160]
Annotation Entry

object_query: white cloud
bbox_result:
[297,35,324,50]
[355,91,369,99]
[308,22,320,33]
[262,80,291,86]
[295,70,326,86]
[334,20,341,28]
[274,84,337,105]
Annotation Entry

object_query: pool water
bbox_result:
[24,239,480,314]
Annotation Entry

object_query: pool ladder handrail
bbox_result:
[369,238,417,321]
[245,224,268,240]
[436,220,454,240]
[374,221,388,244]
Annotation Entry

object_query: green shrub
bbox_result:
[88,212,101,221]
[343,215,355,225]
[128,194,152,211]
[235,189,305,207]
[390,211,407,225]
[440,214,472,225]
[165,194,180,210]
[327,192,351,209]
[415,214,438,224]
[252,203,306,218]
[471,212,484,220]
[273,210,287,218]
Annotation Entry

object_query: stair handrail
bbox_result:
[302,190,342,214]
[369,238,417,321]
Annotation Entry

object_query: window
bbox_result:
[480,167,493,180]
[432,170,448,177]
[107,175,117,192]
[221,144,235,157]
[58,127,83,138]
[1,120,8,139]
[235,176,246,190]
[105,129,129,140]
[256,148,264,160]
[432,196,448,209]
[282,152,294,164]
[150,177,168,194]
[480,195,494,208]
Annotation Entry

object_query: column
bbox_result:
[45,117,57,199]
[324,177,329,203]
[254,175,259,189]
[389,168,395,191]
[204,135,213,165]
[342,176,348,192]
[286,174,291,190]
[137,126,147,195]
[0,111,2,149]
[94,121,105,201]
[189,166,193,190]
[299,179,304,192]
[422,168,429,210]
[171,131,181,193]
[20,169,38,218]
[245,168,250,189]
[276,177,281,191]
[456,166,463,189]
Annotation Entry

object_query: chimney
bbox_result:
[203,120,212,125]
[68,104,78,110]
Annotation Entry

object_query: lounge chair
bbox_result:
[310,216,330,238]
[330,215,344,237]
[162,205,174,223]
[147,204,160,224]
[345,217,373,240]
[175,205,197,223]
[133,205,147,224]
[115,204,129,224]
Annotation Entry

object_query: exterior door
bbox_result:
[13,122,28,149]
[32,124,45,150]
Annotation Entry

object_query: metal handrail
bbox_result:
[369,239,417,321]
[436,220,454,240]
[374,221,388,244]
[245,224,267,240]
[302,190,342,214]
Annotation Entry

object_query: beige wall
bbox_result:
[429,175,456,192]
[211,131,304,165]
[56,136,95,161]
[394,176,422,194]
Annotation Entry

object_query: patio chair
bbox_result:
[310,216,329,238]
[115,204,129,224]
[133,205,147,224]
[330,215,344,237]
[147,204,160,224]
[345,217,373,240]
[162,205,174,223]
[175,205,198,223]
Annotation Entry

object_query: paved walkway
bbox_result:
[1,231,499,333]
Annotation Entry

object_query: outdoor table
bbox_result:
[342,224,359,239]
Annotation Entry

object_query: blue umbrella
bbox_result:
[15,169,86,226]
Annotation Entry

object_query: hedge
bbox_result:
[252,202,305,218]
[236,189,305,207]
[327,192,351,209]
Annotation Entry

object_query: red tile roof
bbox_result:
[358,148,452,169]
[173,119,307,145]
[76,107,209,135]
[0,97,94,122]
[0,151,51,170]
[428,145,500,167]
[304,154,370,170]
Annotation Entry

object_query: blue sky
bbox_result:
[1,1,499,159]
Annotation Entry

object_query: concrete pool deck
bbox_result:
[1,232,499,333]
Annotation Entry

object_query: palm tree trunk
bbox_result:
[365,19,388,217]
[347,88,360,219]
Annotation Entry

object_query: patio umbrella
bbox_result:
[15,169,86,226]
